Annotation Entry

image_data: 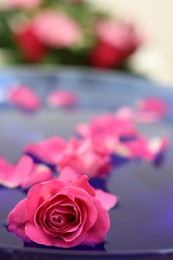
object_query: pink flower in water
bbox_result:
[47,90,78,108]
[3,0,42,9]
[24,137,67,165]
[136,97,168,120]
[8,173,117,247]
[0,155,52,189]
[90,20,142,68]
[32,10,81,48]
[58,138,111,178]
[6,84,41,112]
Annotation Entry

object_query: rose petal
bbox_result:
[0,155,33,188]
[24,136,67,165]
[136,97,168,118]
[47,90,77,108]
[72,175,95,197]
[8,199,31,242]
[84,199,110,245]
[62,186,97,230]
[0,157,15,188]
[59,167,80,182]
[6,84,40,112]
[95,189,117,211]
[21,164,53,189]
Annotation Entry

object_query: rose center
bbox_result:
[50,210,76,227]
[52,215,63,224]
[51,212,65,226]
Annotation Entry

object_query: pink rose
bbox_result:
[8,173,117,247]
[0,155,52,189]
[32,10,81,48]
[90,20,142,68]
[58,138,111,178]
[7,84,41,112]
[3,0,42,9]
[24,137,67,165]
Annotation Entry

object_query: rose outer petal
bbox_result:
[95,189,118,211]
[8,199,31,242]
[26,221,88,248]
[72,175,95,197]
[84,199,110,245]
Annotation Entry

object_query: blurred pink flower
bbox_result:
[58,138,111,178]
[14,25,47,63]
[0,155,52,189]
[4,0,42,9]
[47,90,78,108]
[32,10,81,48]
[7,84,41,111]
[90,20,142,68]
[24,137,67,165]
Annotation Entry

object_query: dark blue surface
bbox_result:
[0,68,173,259]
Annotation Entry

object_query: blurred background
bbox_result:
[0,0,172,86]
[91,0,173,86]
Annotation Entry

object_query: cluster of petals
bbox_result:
[0,155,52,189]
[76,111,169,162]
[24,136,111,179]
[32,10,81,48]
[8,172,117,247]
[57,138,111,178]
